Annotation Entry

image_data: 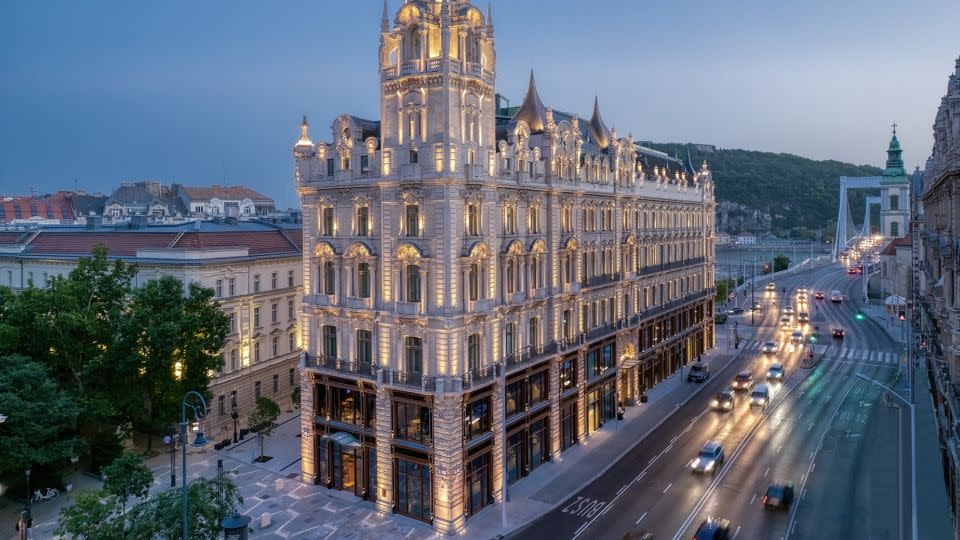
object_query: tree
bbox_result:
[248,397,280,461]
[715,279,729,304]
[773,255,791,272]
[102,452,153,533]
[112,277,228,452]
[127,475,243,540]
[56,489,123,540]
[0,356,84,477]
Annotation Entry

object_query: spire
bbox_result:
[511,70,548,133]
[881,124,906,184]
[487,2,493,27]
[296,115,313,147]
[588,96,610,149]
[381,0,389,31]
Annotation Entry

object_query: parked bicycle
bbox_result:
[32,488,59,503]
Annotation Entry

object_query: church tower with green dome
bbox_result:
[879,126,910,237]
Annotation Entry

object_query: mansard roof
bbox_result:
[348,116,382,141]
[511,71,548,134]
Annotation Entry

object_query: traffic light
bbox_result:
[855,311,865,321]
[898,310,906,321]
[808,334,817,343]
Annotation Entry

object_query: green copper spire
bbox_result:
[880,123,907,184]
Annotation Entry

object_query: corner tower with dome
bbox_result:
[294,0,716,532]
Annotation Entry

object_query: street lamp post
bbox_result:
[855,372,917,540]
[181,391,210,540]
[162,433,179,487]
[231,390,239,444]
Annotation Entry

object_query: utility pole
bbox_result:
[751,256,756,326]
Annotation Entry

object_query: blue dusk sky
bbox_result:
[1,0,957,208]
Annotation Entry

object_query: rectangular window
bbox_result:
[529,317,540,350]
[322,207,334,236]
[323,325,337,358]
[255,381,261,400]
[289,368,295,387]
[288,331,296,352]
[529,205,539,233]
[409,149,419,164]
[253,274,261,293]
[464,397,491,441]
[360,154,370,173]
[505,379,526,417]
[890,195,899,211]
[215,279,223,298]
[530,370,547,404]
[228,278,236,296]
[288,269,295,287]
[323,262,336,295]
[271,272,278,289]
[272,336,279,357]
[271,303,278,323]
[327,158,335,176]
[218,395,225,416]
[253,307,261,328]
[254,341,261,363]
[468,333,481,373]
[357,206,369,236]
[469,263,480,301]
[560,356,578,391]
[272,374,279,394]
[230,349,238,371]
[406,264,421,302]
[395,402,432,444]
[406,205,419,237]
[405,336,423,372]
[357,329,373,365]
[228,312,236,334]
[288,299,295,320]
[467,204,480,236]
[358,262,371,298]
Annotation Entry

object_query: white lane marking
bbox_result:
[663,482,673,494]
[617,483,630,496]
[750,493,757,505]
[811,462,816,472]
[734,525,742,538]
[665,444,674,453]
[670,435,680,444]
[634,471,646,482]
[777,445,783,453]
[636,512,647,525]
[575,523,588,536]
[802,488,807,500]
[764,467,770,478]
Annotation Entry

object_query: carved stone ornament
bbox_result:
[460,185,484,203]
[397,317,427,328]
[398,184,424,203]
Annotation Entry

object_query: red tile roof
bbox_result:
[28,232,179,257]
[0,192,76,223]
[880,236,912,255]
[171,231,300,255]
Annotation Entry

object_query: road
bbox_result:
[513,264,911,540]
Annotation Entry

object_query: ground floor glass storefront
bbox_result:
[395,451,432,522]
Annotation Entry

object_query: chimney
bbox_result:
[85,215,102,229]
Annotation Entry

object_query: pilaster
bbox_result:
[375,379,394,513]
[432,391,466,533]
[300,369,316,484]
[548,358,562,460]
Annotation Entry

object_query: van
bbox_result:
[750,384,770,408]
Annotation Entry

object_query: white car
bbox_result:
[790,330,803,344]
[762,341,778,354]
[767,363,785,381]
[784,306,795,316]
[689,441,725,475]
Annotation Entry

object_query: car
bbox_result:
[790,330,803,344]
[798,312,809,323]
[762,482,795,510]
[830,290,843,303]
[767,363,784,381]
[732,370,754,391]
[797,287,808,295]
[832,327,845,338]
[726,307,744,315]
[688,362,710,383]
[711,389,736,411]
[689,441,725,474]
[692,517,731,539]
[762,341,778,354]
[815,291,825,300]
[750,384,771,407]
[752,301,762,312]
[620,529,654,540]
[783,305,795,316]
[780,317,792,330]
[765,282,776,292]
[847,266,858,274]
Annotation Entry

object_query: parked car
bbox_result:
[688,362,710,383]
[726,307,745,315]
[762,482,795,510]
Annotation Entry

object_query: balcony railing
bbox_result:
[303,294,335,307]
[462,365,498,390]
[304,354,375,381]
[382,369,437,392]
[581,272,622,289]
[505,344,557,372]
[395,301,421,315]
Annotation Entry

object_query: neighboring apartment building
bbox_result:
[103,181,188,223]
[294,1,715,532]
[878,235,911,308]
[0,191,77,225]
[921,55,960,530]
[170,184,277,219]
[0,220,304,441]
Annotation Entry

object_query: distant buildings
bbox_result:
[919,55,960,530]
[1,182,279,226]
[735,231,757,245]
[716,231,732,245]
[0,220,304,442]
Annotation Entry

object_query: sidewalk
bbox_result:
[463,332,745,540]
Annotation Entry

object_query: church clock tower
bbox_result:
[379,0,496,179]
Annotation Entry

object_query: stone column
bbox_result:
[432,391,465,533]
[492,367,506,504]
[374,377,393,514]
[300,369,317,484]
[576,349,586,442]
[549,358,562,460]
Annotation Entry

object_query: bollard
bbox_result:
[274,478,284,492]
[260,512,272,529]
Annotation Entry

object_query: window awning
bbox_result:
[321,431,362,449]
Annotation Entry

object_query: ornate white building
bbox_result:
[295,0,716,532]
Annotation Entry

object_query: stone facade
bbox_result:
[295,0,715,533]
[920,55,960,532]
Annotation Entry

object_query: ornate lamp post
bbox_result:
[181,391,210,540]
[231,391,239,444]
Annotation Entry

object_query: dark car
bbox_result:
[688,362,710,383]
[711,389,735,411]
[815,291,825,300]
[732,370,753,391]
[751,301,762,312]
[832,327,845,339]
[726,307,745,315]
[621,529,653,540]
[693,518,730,539]
[762,482,795,510]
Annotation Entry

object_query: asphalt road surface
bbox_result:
[513,264,911,540]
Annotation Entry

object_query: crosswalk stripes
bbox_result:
[734,338,902,367]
